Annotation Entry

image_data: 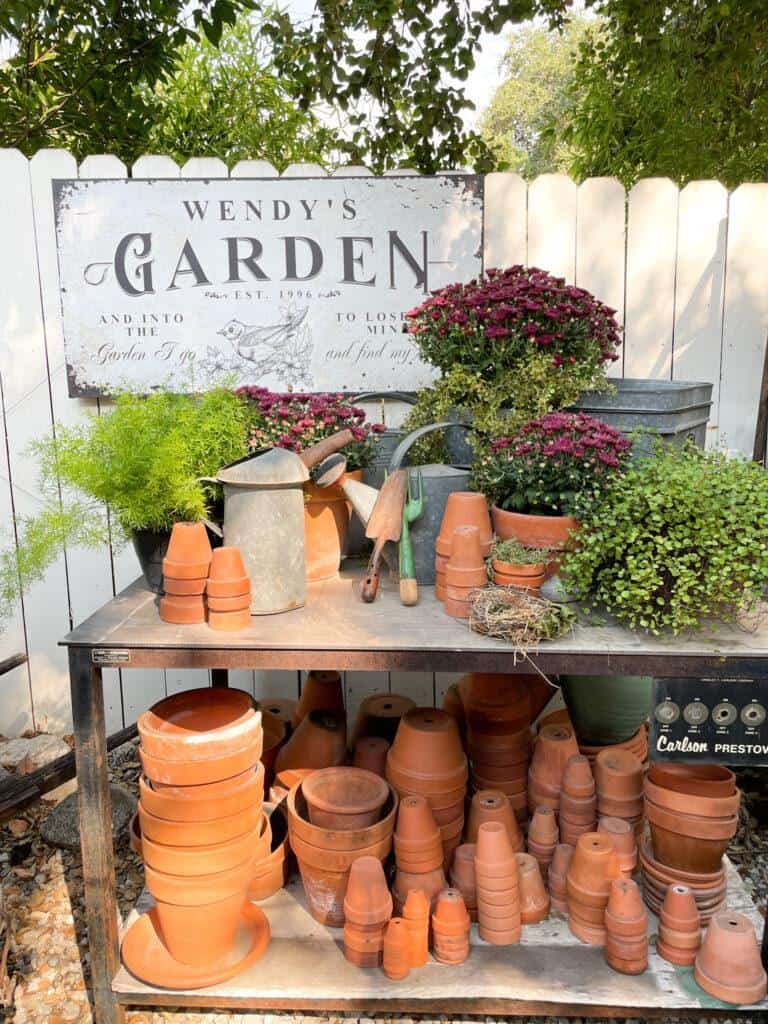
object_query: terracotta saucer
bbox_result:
[121,903,270,989]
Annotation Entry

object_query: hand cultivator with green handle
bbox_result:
[399,469,424,606]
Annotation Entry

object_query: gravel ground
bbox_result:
[1,741,766,1024]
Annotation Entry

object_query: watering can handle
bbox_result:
[353,391,417,405]
[388,421,471,471]
[300,429,355,469]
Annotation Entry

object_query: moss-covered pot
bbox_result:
[560,675,653,746]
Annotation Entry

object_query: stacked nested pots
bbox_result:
[641,764,737,920]
[594,749,644,838]
[475,821,521,945]
[603,878,648,975]
[434,492,492,605]
[466,789,524,852]
[160,523,212,624]
[461,673,533,823]
[566,832,621,946]
[275,709,347,772]
[206,547,252,631]
[130,688,271,985]
[287,772,397,927]
[351,693,416,748]
[386,708,468,867]
[392,795,446,912]
[432,888,471,964]
[343,856,393,967]
[558,755,597,847]
[528,724,579,814]
[443,525,487,620]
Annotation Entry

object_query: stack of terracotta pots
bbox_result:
[206,547,252,630]
[128,688,271,986]
[303,766,389,829]
[441,683,467,748]
[527,806,558,882]
[434,492,493,604]
[656,884,701,966]
[160,523,212,624]
[443,525,487,619]
[259,698,297,737]
[261,711,288,790]
[248,801,290,901]
[383,918,411,980]
[402,888,430,967]
[694,912,767,1006]
[475,821,521,945]
[548,843,573,914]
[275,709,347,772]
[558,754,597,846]
[594,749,644,838]
[466,790,524,852]
[393,795,447,911]
[386,708,468,866]
[351,693,416,747]
[598,816,637,875]
[516,853,550,924]
[353,736,390,776]
[566,832,621,946]
[432,888,471,964]
[343,856,393,967]
[578,725,648,768]
[449,844,478,921]
[287,776,397,926]
[604,878,648,975]
[293,670,345,728]
[528,724,579,813]
[461,673,533,823]
[639,841,726,924]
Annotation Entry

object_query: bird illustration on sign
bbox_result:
[200,305,313,387]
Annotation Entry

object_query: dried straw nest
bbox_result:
[468,584,575,650]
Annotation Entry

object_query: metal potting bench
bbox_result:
[61,569,768,1024]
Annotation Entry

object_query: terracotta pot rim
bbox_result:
[302,766,389,817]
[138,800,262,846]
[648,763,736,797]
[644,778,740,817]
[288,781,397,851]
[140,741,262,787]
[645,799,738,839]
[639,840,724,884]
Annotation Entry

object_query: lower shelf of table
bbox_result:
[113,858,766,1017]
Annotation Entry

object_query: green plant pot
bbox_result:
[560,675,653,745]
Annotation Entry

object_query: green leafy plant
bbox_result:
[560,444,768,634]
[491,538,551,565]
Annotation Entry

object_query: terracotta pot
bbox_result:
[255,697,295,735]
[402,889,430,967]
[444,595,472,619]
[529,806,558,846]
[450,843,476,893]
[142,823,266,877]
[694,912,767,1005]
[644,777,740,818]
[657,885,701,966]
[604,878,646,935]
[208,608,252,631]
[435,572,447,602]
[343,855,393,927]
[466,790,523,851]
[145,855,253,907]
[153,888,247,968]
[163,522,213,578]
[287,780,397,852]
[138,798,262,848]
[163,576,207,597]
[645,798,738,841]
[548,843,573,914]
[138,766,260,823]
[492,563,545,590]
[491,505,579,553]
[303,470,362,582]
[395,795,441,845]
[515,853,550,924]
[159,594,207,624]
[647,824,733,875]
[344,925,385,966]
[392,866,447,914]
[206,546,249,594]
[436,492,492,558]
[568,910,606,946]
[351,693,416,747]
[598,817,637,874]
[433,888,470,934]
[566,832,621,908]
[303,767,389,831]
[475,822,518,886]
[604,935,648,975]
[647,763,735,798]
[206,592,251,613]
[138,687,259,763]
[275,709,347,772]
[561,755,595,798]
[248,802,290,901]
[594,749,643,800]
[140,739,262,787]
[529,724,579,791]
[431,799,466,826]
[387,707,466,780]
[596,793,643,820]
[447,524,485,568]
[352,736,389,776]
[383,918,410,980]
[442,684,467,745]
[292,670,345,728]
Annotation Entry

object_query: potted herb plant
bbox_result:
[561,442,768,634]
[473,411,632,554]
[489,538,550,590]
[238,388,386,580]
[402,265,622,462]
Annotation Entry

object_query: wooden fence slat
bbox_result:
[719,183,768,454]
[230,160,279,178]
[527,174,577,284]
[670,181,729,447]
[181,157,229,178]
[130,154,179,178]
[576,177,627,378]
[483,172,526,270]
[332,166,371,176]
[281,163,328,177]
[623,178,679,379]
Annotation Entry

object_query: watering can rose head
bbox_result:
[473,411,632,518]
[236,387,386,472]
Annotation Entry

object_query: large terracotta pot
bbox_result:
[138,687,260,762]
[302,766,389,830]
[491,505,579,554]
[304,470,363,581]
[694,913,767,1005]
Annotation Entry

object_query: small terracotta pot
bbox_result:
[447,524,485,568]
[145,856,253,907]
[395,795,441,845]
[248,802,290,901]
[529,806,558,846]
[206,545,249,594]
[647,763,735,797]
[140,739,262,787]
[209,608,252,631]
[529,725,580,791]
[304,470,362,582]
[138,798,262,848]
[138,687,259,762]
[598,816,637,874]
[293,831,392,927]
[163,576,207,597]
[153,888,247,967]
[159,594,207,624]
[466,790,523,851]
[447,564,488,589]
[639,838,725,889]
[450,843,476,895]
[604,878,646,936]
[433,888,471,934]
[383,918,410,980]
[644,777,740,818]
[142,823,266,877]
[353,736,390,776]
[444,595,472,619]
[287,781,397,852]
[594,749,643,800]
[647,823,732,875]
[515,853,550,923]
[303,767,389,831]
[657,885,701,966]
[478,919,521,945]
[435,572,447,602]
[562,755,596,799]
[492,562,545,590]
[566,832,621,907]
[343,924,385,965]
[436,492,492,558]
[694,912,767,1005]
[275,709,347,772]
[388,707,466,779]
[548,843,574,913]
[568,910,606,947]
[392,867,447,914]
[163,522,213,578]
[343,855,393,927]
[351,693,417,747]
[206,592,251,613]
[491,505,578,554]
[402,889,430,967]
[292,670,345,728]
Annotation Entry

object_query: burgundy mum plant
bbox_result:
[237,388,385,471]
[474,411,632,518]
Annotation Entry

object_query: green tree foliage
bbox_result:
[561,0,768,187]
[142,16,337,169]
[479,16,594,176]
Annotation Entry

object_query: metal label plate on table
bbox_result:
[651,676,768,764]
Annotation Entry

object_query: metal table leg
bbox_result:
[211,668,229,688]
[69,648,125,1024]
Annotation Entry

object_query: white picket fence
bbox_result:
[1,149,768,740]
